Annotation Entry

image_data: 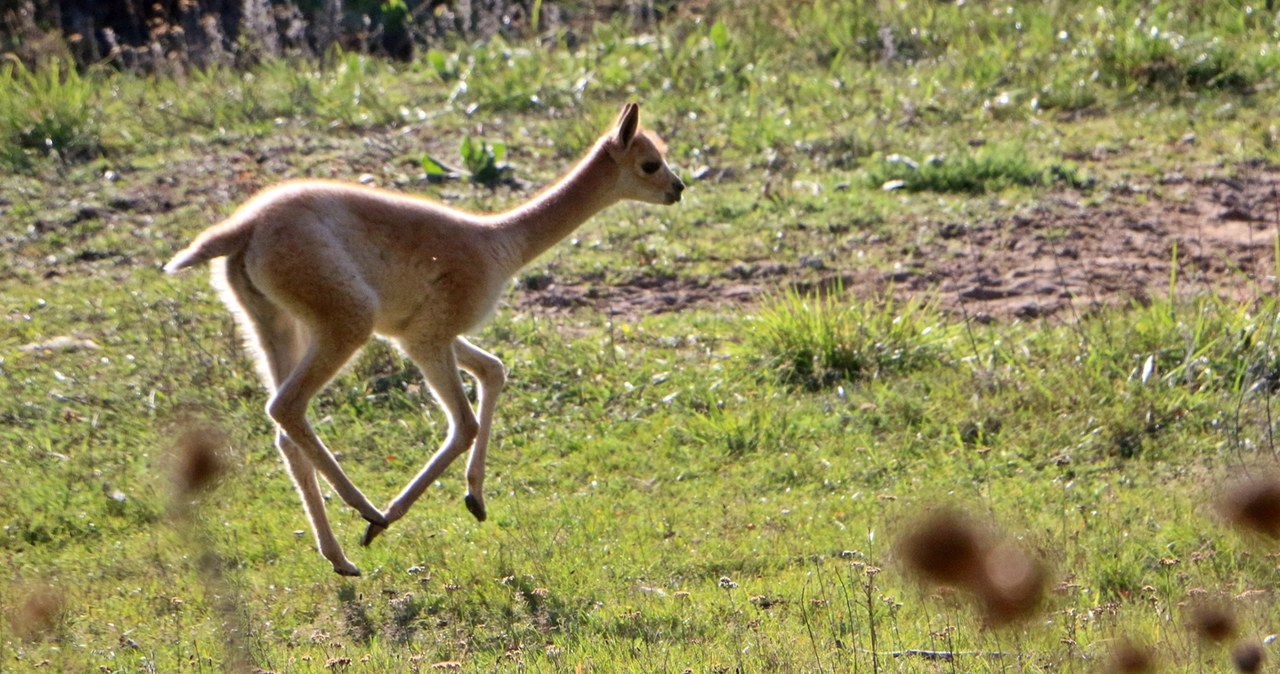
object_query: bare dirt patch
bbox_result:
[517,163,1280,320]
[9,133,1275,327]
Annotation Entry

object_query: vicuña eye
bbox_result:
[641,161,662,174]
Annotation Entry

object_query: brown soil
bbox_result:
[10,132,1276,326]
[517,163,1280,321]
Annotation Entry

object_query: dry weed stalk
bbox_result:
[1231,640,1265,674]
[896,507,988,587]
[1186,600,1237,644]
[164,420,252,670]
[976,542,1047,626]
[167,422,232,513]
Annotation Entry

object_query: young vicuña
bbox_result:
[165,103,684,575]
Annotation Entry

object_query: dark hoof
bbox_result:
[361,521,388,547]
[464,493,487,522]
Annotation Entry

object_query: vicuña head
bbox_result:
[164,102,682,576]
[606,104,684,205]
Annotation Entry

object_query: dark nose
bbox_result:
[673,179,685,194]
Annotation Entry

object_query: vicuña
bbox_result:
[165,103,684,575]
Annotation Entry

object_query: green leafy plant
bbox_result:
[425,48,459,82]
[459,135,512,185]
[418,135,514,185]
[419,152,460,181]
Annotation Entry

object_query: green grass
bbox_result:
[5,0,1280,671]
[10,280,1280,672]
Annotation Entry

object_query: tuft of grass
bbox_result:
[748,286,949,390]
[0,59,101,169]
[866,146,1092,194]
[445,35,582,113]
[1075,295,1280,396]
[1096,25,1271,94]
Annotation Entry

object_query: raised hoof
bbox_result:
[361,520,388,547]
[464,493,487,522]
[333,563,362,577]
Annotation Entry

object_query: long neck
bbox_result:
[489,142,621,269]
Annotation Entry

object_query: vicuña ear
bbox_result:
[614,102,640,149]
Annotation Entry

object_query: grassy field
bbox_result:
[5,1,1280,672]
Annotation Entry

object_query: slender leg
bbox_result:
[222,256,363,574]
[256,321,366,574]
[453,337,506,522]
[363,339,478,546]
[268,334,387,528]
[276,433,361,575]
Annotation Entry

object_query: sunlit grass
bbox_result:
[8,268,1280,671]
[5,0,1280,671]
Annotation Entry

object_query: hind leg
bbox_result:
[222,256,368,575]
[258,324,372,574]
[267,326,387,526]
[277,432,361,575]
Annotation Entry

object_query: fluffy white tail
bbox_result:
[163,217,254,273]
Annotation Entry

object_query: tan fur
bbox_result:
[166,103,683,575]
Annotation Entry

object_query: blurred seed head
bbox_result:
[1231,640,1265,674]
[976,542,1047,626]
[897,506,1047,627]
[1105,639,1156,674]
[168,422,231,499]
[7,583,66,642]
[897,508,989,588]
[1187,600,1237,644]
[1218,474,1280,539]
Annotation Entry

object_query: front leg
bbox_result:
[364,339,479,546]
[455,337,507,522]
